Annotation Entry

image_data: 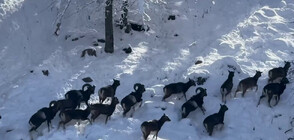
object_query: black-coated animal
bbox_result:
[58,107,91,130]
[52,99,79,112]
[141,114,171,140]
[98,79,120,103]
[162,78,196,101]
[203,104,228,136]
[29,101,59,140]
[257,78,289,107]
[181,87,207,118]
[234,71,262,97]
[220,71,234,103]
[90,97,119,124]
[121,83,146,117]
[268,61,291,83]
[65,84,95,107]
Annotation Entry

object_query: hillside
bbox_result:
[0,0,294,140]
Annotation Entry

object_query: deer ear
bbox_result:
[220,104,222,107]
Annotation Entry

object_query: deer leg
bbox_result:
[153,131,159,140]
[222,94,225,103]
[87,118,92,125]
[200,106,206,115]
[91,113,100,122]
[268,95,273,108]
[207,125,214,136]
[257,95,265,107]
[105,116,110,124]
[183,93,187,101]
[139,100,143,107]
[130,106,136,117]
[123,106,131,117]
[274,95,279,106]
[241,89,247,97]
[162,93,171,101]
[234,85,241,97]
[142,131,148,140]
[46,120,51,132]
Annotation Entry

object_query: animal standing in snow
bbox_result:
[257,78,289,107]
[268,61,291,83]
[90,97,119,124]
[58,107,91,130]
[29,101,59,140]
[220,71,234,103]
[52,99,79,112]
[98,79,120,103]
[162,78,196,101]
[181,87,207,118]
[203,104,228,136]
[234,71,262,97]
[65,84,96,107]
[121,83,146,117]
[141,114,171,140]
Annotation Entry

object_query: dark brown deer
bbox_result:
[268,61,291,83]
[220,71,234,103]
[162,78,196,101]
[203,104,228,136]
[98,79,120,103]
[234,71,262,97]
[141,114,171,140]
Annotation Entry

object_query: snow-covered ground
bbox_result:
[0,0,294,139]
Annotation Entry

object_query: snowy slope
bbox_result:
[0,0,294,140]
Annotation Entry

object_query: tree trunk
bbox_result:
[122,0,131,33]
[105,0,114,53]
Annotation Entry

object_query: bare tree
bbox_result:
[121,0,131,33]
[105,0,114,53]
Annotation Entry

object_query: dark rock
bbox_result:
[72,38,79,41]
[97,39,106,43]
[168,15,176,20]
[123,47,132,54]
[42,70,49,76]
[195,60,203,65]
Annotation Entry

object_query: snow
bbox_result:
[0,0,294,140]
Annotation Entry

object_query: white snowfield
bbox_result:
[0,0,294,140]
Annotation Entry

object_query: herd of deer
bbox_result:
[27,61,291,140]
